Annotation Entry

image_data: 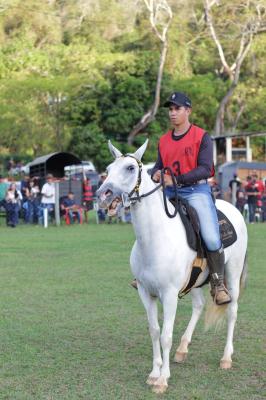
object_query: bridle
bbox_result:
[125,154,182,218]
[126,154,162,202]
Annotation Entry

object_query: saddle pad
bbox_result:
[169,197,237,251]
[217,209,237,249]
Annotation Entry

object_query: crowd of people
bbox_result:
[0,173,93,227]
[0,170,265,227]
[0,171,131,227]
[209,172,266,223]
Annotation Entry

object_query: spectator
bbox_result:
[20,175,30,222]
[229,173,241,191]
[107,197,120,224]
[38,174,55,225]
[20,175,30,199]
[261,187,266,223]
[97,173,107,223]
[61,192,82,224]
[23,179,40,223]
[229,173,241,206]
[236,183,247,215]
[4,183,22,227]
[30,179,41,223]
[82,172,94,223]
[0,175,9,207]
[245,176,259,223]
[251,172,264,199]
[123,206,132,223]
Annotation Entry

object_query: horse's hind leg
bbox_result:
[175,287,205,363]
[137,284,162,385]
[220,282,240,369]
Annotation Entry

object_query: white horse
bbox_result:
[97,140,248,394]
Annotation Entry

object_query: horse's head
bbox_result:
[96,140,149,215]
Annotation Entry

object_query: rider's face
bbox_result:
[169,105,191,126]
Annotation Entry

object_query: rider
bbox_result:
[150,91,231,306]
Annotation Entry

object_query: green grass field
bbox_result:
[0,221,265,400]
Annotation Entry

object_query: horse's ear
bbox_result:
[108,140,122,158]
[133,139,149,161]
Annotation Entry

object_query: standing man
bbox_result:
[39,174,55,224]
[82,172,94,223]
[245,176,259,223]
[151,91,231,305]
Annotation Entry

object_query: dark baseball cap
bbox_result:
[164,92,192,108]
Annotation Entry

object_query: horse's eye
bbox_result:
[127,165,135,172]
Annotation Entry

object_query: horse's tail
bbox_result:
[204,301,227,332]
[205,251,248,331]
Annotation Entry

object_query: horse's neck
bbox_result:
[130,174,177,240]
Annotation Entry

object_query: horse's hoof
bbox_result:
[152,377,168,394]
[174,351,187,363]
[146,376,158,386]
[220,359,232,369]
[152,384,168,394]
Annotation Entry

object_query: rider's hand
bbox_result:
[163,174,174,186]
[152,170,161,183]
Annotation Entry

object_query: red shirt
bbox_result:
[83,182,93,201]
[159,124,206,176]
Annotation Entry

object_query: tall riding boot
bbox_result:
[206,247,231,305]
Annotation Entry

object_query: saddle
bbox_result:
[169,197,238,299]
[169,197,237,256]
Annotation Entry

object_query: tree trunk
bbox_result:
[214,82,237,136]
[127,39,168,145]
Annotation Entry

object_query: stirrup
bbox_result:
[212,284,231,305]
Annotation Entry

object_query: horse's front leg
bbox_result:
[175,287,205,362]
[137,284,162,385]
[153,289,178,394]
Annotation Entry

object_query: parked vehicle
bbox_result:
[64,161,96,176]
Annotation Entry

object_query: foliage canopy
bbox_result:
[0,0,265,170]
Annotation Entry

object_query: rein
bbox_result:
[126,155,181,218]
[161,167,182,218]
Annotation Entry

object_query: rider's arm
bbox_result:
[150,147,163,181]
[175,133,213,185]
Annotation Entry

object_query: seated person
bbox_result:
[124,206,132,223]
[61,192,82,224]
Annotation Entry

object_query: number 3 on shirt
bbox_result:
[172,161,181,176]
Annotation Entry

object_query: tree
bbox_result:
[204,0,266,136]
[67,123,113,171]
[127,0,172,144]
[0,0,265,163]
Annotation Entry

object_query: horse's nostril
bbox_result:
[105,189,113,197]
